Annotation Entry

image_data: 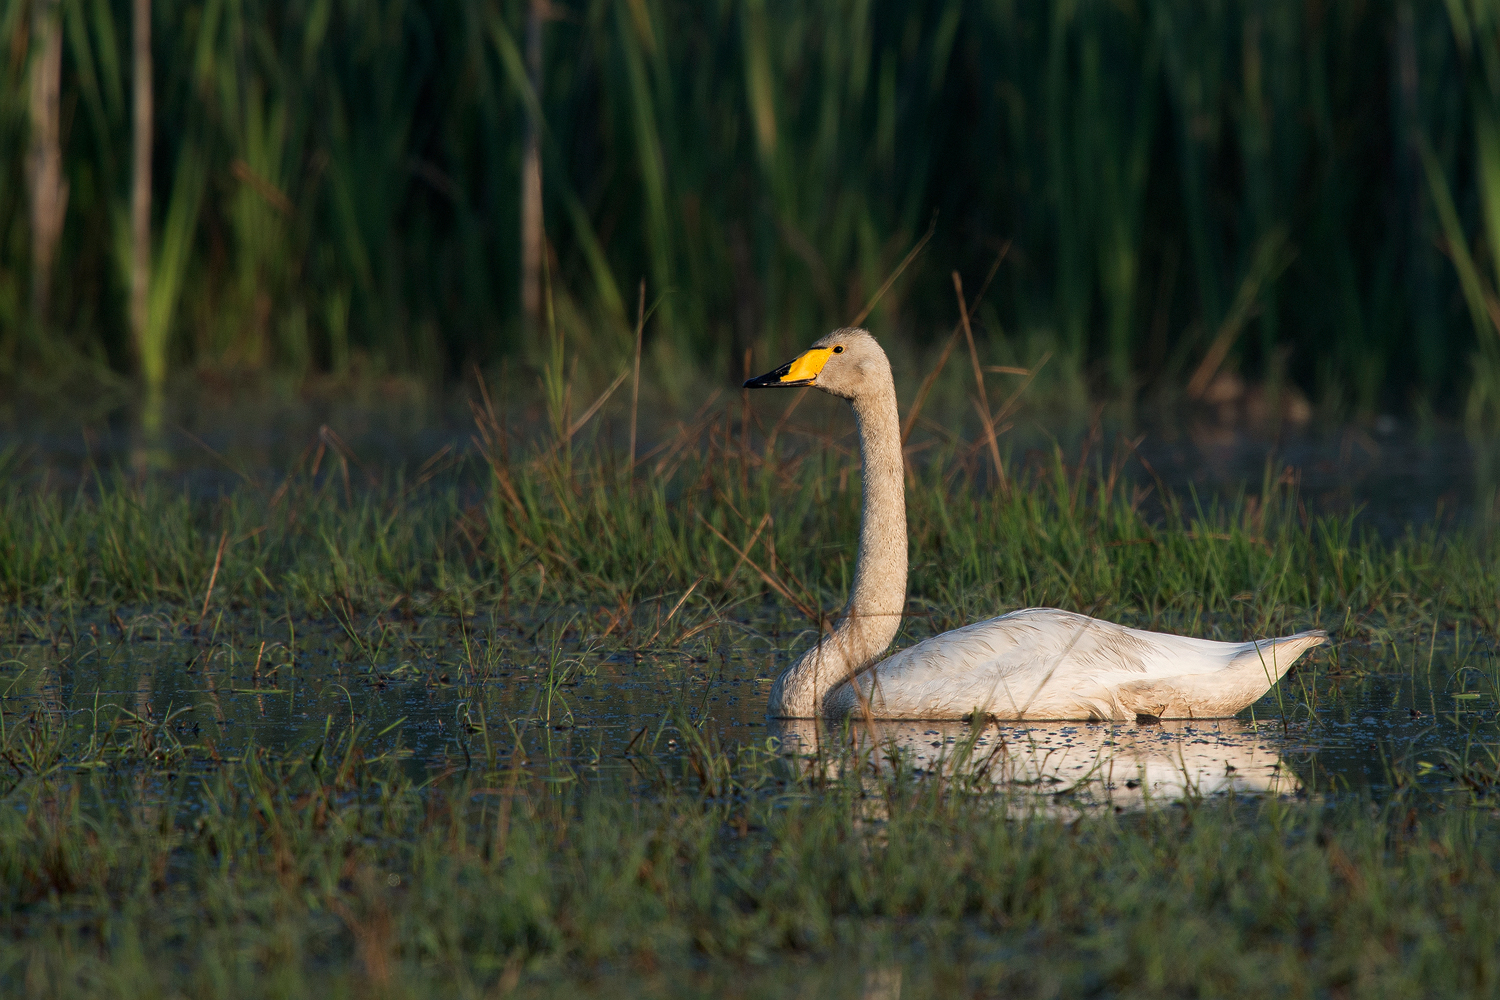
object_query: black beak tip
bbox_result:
[744,362,800,389]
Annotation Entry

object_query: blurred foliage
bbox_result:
[2,0,1500,418]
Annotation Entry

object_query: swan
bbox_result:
[743,328,1327,720]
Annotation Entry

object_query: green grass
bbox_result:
[2,397,1497,643]
[3,704,1500,998]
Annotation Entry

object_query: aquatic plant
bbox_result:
[0,384,1496,995]
[1,1,1499,423]
[1,394,1496,641]
[0,698,1498,997]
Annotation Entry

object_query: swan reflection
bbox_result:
[768,716,1297,808]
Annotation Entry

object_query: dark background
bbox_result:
[3,0,1500,423]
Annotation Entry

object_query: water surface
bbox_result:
[4,605,1496,808]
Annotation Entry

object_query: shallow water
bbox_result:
[4,605,1497,808]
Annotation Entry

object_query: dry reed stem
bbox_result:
[174,423,257,487]
[697,513,819,623]
[327,892,393,989]
[399,443,457,499]
[762,387,811,456]
[724,512,773,582]
[199,531,229,622]
[313,425,358,501]
[648,390,723,474]
[471,386,530,521]
[902,244,1009,448]
[954,271,1008,495]
[991,352,1052,427]
[230,160,292,214]
[848,214,937,328]
[642,578,704,647]
[1187,234,1287,398]
[900,325,963,448]
[572,374,628,440]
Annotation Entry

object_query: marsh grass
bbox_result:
[1,389,1497,643]
[3,701,1500,998]
[2,393,1500,994]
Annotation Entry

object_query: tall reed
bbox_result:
[0,1,1496,421]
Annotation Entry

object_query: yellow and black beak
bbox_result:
[743,347,834,388]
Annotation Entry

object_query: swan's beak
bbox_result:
[743,347,833,388]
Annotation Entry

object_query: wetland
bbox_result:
[2,401,1500,998]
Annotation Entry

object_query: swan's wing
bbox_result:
[841,608,1324,720]
[848,608,1173,718]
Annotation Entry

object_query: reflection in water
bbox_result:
[769,716,1297,808]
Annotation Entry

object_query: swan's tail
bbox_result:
[1233,629,1329,676]
[1115,629,1328,720]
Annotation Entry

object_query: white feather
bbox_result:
[829,608,1326,720]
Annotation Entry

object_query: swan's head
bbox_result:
[743,328,889,401]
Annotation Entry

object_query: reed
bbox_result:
[0,1,1498,421]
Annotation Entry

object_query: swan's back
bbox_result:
[833,608,1325,721]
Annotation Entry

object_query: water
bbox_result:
[4,605,1497,808]
[1132,421,1498,540]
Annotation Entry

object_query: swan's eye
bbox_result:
[833,345,844,353]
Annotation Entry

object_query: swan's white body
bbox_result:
[825,608,1324,721]
[745,329,1326,721]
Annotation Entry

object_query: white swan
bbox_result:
[743,328,1326,720]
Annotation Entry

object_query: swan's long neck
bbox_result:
[768,373,907,717]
